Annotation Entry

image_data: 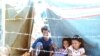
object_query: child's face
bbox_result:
[72,40,81,49]
[63,41,69,49]
[42,30,49,37]
[42,30,50,41]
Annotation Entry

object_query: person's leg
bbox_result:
[35,42,43,56]
[31,42,43,56]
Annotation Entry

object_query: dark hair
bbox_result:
[41,26,49,32]
[72,38,84,48]
[73,35,80,38]
[62,38,71,49]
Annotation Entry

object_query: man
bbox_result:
[32,26,54,56]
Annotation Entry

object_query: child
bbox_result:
[68,37,85,56]
[32,26,53,56]
[53,38,71,56]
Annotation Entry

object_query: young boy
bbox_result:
[32,26,54,56]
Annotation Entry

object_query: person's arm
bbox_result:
[32,38,40,49]
[68,46,73,56]
[80,48,85,56]
[30,38,41,56]
[50,50,54,56]
[50,40,57,56]
[68,49,72,56]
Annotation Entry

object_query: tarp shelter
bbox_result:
[4,0,100,56]
[39,0,100,56]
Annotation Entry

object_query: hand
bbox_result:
[52,44,57,49]
[59,48,62,51]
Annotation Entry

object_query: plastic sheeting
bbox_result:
[41,8,100,56]
[45,0,100,9]
[33,0,100,56]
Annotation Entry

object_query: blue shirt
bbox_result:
[32,37,53,56]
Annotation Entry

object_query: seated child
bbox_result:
[68,36,86,56]
[53,38,71,56]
